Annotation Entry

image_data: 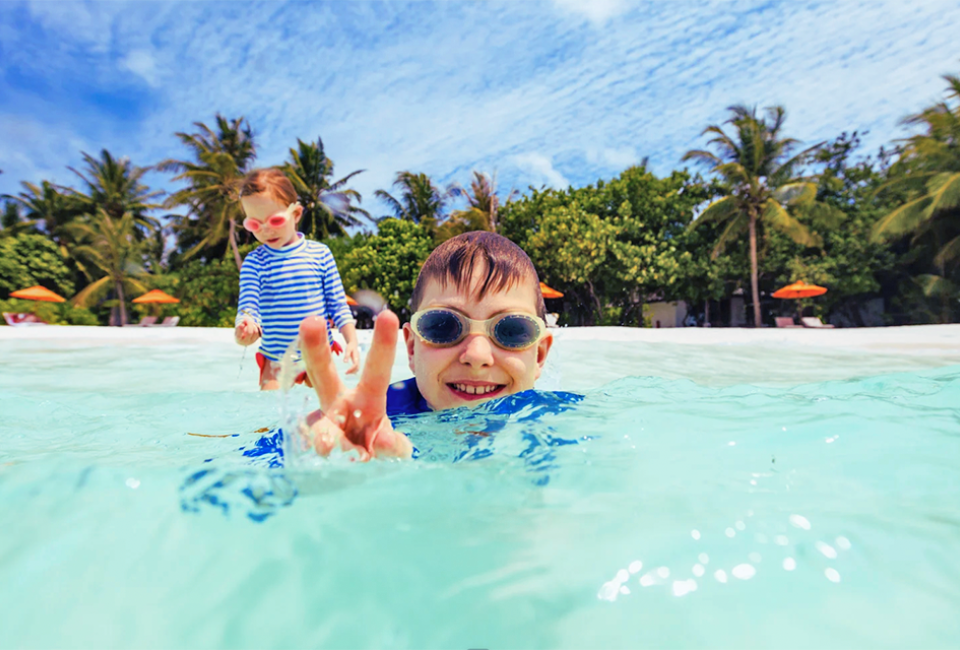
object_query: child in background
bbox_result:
[234,168,360,390]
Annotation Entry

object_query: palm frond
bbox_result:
[72,275,112,307]
[761,199,821,247]
[691,196,742,227]
[933,234,960,267]
[871,194,936,242]
[712,213,749,258]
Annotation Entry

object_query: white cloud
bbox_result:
[121,50,161,87]
[586,147,639,170]
[510,153,570,190]
[552,0,631,24]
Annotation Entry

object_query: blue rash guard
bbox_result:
[386,378,432,419]
[386,377,583,421]
[239,378,583,470]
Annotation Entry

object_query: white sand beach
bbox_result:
[3,323,960,354]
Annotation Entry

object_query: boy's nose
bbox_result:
[459,333,494,367]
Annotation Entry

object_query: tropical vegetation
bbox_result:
[2,70,959,327]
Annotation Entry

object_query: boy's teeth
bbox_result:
[455,383,498,395]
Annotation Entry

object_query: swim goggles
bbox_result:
[242,202,299,233]
[409,308,546,351]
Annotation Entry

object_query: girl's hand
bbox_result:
[299,312,412,460]
[343,339,361,375]
[235,318,261,346]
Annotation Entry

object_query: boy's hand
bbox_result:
[235,318,260,346]
[343,340,361,375]
[299,312,412,460]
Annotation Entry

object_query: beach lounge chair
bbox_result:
[124,315,158,327]
[545,313,560,328]
[775,317,800,328]
[800,316,835,329]
[154,316,180,327]
[2,312,47,327]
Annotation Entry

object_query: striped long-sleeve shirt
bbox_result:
[236,234,354,361]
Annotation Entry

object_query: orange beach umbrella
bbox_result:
[132,289,180,304]
[772,281,827,300]
[10,285,66,303]
[346,295,358,306]
[539,282,564,299]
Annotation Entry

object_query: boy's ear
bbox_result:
[533,332,553,380]
[402,323,416,373]
[293,204,304,223]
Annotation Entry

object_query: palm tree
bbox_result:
[2,180,83,248]
[70,209,150,326]
[1,201,21,236]
[871,74,960,320]
[682,105,822,327]
[158,115,256,270]
[374,171,450,234]
[69,149,163,237]
[447,171,517,233]
[282,137,370,239]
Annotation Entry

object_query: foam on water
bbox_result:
[1,328,960,648]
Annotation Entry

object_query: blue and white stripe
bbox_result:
[236,234,354,361]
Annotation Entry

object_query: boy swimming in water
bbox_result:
[235,169,360,390]
[298,231,557,460]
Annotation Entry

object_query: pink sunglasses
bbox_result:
[242,203,299,233]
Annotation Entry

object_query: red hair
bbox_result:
[239,168,297,206]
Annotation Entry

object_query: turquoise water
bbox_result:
[2,330,960,648]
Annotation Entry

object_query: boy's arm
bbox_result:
[235,255,262,345]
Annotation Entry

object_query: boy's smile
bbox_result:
[403,269,552,411]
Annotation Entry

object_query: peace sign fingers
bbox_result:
[300,316,345,412]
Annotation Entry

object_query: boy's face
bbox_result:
[403,269,553,411]
[240,194,302,249]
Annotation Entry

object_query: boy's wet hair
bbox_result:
[240,168,297,206]
[410,231,546,318]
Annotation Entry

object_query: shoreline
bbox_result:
[2,323,960,354]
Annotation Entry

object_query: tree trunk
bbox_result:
[586,280,603,325]
[704,300,710,326]
[749,210,761,327]
[116,279,127,327]
[229,220,243,271]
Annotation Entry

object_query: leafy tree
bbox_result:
[502,167,714,326]
[526,203,616,324]
[682,105,822,326]
[70,210,150,326]
[374,172,450,236]
[0,233,76,299]
[282,137,370,239]
[339,218,433,319]
[580,168,714,325]
[159,115,256,270]
[173,256,242,327]
[871,73,960,322]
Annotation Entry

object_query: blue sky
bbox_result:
[1,0,959,217]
